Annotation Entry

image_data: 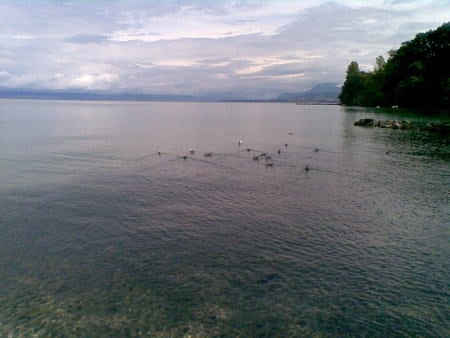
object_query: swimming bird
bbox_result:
[260,152,268,157]
[265,155,272,160]
[288,131,293,135]
[190,149,195,154]
[265,163,273,168]
[314,148,319,152]
[277,149,281,154]
[285,143,288,147]
[253,155,260,161]
[304,165,310,172]
[204,152,213,157]
[246,148,251,152]
[182,155,187,160]
[157,151,162,155]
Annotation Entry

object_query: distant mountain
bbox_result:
[275,83,340,103]
[0,84,341,103]
[0,88,197,102]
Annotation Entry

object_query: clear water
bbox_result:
[0,100,449,337]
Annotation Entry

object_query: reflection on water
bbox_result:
[0,100,449,336]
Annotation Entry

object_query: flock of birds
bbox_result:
[151,132,320,173]
[134,131,399,184]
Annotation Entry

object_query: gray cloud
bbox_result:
[65,34,110,44]
[0,0,448,99]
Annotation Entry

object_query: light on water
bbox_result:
[0,100,449,336]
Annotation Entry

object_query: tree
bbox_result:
[339,22,450,109]
[339,61,365,105]
[374,55,386,72]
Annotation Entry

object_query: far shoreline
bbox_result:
[0,96,339,105]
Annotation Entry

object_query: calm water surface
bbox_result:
[0,100,449,337]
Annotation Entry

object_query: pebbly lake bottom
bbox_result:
[0,100,449,336]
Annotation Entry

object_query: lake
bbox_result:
[0,99,449,336]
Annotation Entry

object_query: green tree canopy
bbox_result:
[339,61,365,105]
[340,22,450,108]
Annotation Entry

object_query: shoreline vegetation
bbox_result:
[340,23,450,110]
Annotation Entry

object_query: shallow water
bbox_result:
[0,100,449,336]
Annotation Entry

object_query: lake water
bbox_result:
[0,99,449,337]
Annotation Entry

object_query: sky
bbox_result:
[0,0,449,99]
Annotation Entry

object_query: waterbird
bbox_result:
[246,148,251,152]
[314,148,320,152]
[304,165,310,172]
[265,155,272,160]
[277,149,281,154]
[238,140,243,146]
[285,143,288,147]
[260,152,268,157]
[253,155,260,161]
[182,155,187,160]
[190,149,195,154]
[204,152,213,157]
[157,151,162,155]
[288,131,293,135]
[265,163,273,168]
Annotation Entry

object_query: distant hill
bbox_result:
[275,83,340,103]
[0,84,341,103]
[0,88,197,102]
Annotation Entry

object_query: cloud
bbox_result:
[0,0,448,98]
[12,35,35,40]
[69,73,118,89]
[65,34,109,44]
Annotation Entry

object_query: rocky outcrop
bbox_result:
[354,119,450,134]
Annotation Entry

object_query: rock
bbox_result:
[398,120,413,129]
[354,118,375,126]
[353,119,449,135]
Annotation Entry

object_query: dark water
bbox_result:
[0,100,449,337]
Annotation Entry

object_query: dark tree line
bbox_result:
[340,22,450,108]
